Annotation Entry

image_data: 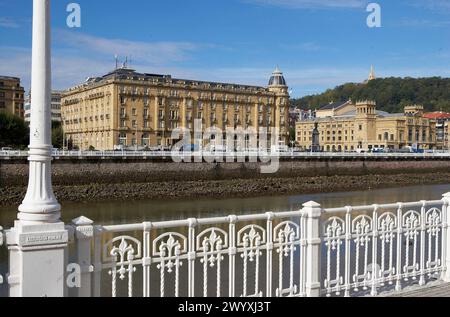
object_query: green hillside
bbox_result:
[291,77,450,113]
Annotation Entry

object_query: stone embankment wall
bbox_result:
[1,158,450,206]
[2,158,450,186]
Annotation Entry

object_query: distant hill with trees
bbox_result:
[291,77,450,114]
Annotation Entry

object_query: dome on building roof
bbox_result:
[268,66,287,87]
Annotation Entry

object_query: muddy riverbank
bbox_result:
[2,172,450,207]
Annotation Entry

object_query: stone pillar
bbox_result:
[443,193,450,282]
[71,217,94,297]
[303,201,322,297]
[6,0,68,297]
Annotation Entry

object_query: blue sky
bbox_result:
[0,0,449,97]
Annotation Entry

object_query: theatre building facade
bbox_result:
[295,100,437,152]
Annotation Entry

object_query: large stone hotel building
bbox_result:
[61,67,290,150]
[296,100,437,152]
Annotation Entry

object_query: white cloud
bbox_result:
[54,30,204,65]
[396,18,450,28]
[1,42,449,98]
[409,0,450,11]
[0,30,217,92]
[243,0,367,9]
[0,17,20,28]
[2,49,449,97]
[281,42,323,52]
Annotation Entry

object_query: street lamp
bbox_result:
[8,0,68,297]
[18,0,60,224]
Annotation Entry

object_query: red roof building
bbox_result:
[424,112,450,120]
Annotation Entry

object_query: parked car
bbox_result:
[371,147,385,153]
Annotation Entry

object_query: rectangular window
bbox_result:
[119,133,127,146]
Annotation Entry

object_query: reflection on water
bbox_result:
[1,184,449,227]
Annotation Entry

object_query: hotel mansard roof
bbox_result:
[63,67,284,96]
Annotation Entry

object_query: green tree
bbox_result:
[292,77,450,113]
[0,112,29,149]
[51,122,64,149]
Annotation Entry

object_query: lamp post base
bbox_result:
[6,221,68,297]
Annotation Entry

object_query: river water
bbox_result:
[1,183,449,227]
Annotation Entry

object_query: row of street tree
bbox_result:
[0,112,63,149]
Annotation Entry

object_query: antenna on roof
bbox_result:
[115,54,119,70]
[121,56,127,69]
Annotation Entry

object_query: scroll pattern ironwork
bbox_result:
[323,203,445,297]
[92,198,447,298]
[97,212,308,297]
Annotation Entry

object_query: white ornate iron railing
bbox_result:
[89,211,310,298]
[66,196,449,297]
[322,200,446,297]
[1,196,448,297]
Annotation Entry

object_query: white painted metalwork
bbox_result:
[1,194,449,297]
[72,196,448,297]
[93,210,309,297]
[322,200,445,297]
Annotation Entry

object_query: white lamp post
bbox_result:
[18,0,60,224]
[7,0,68,297]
